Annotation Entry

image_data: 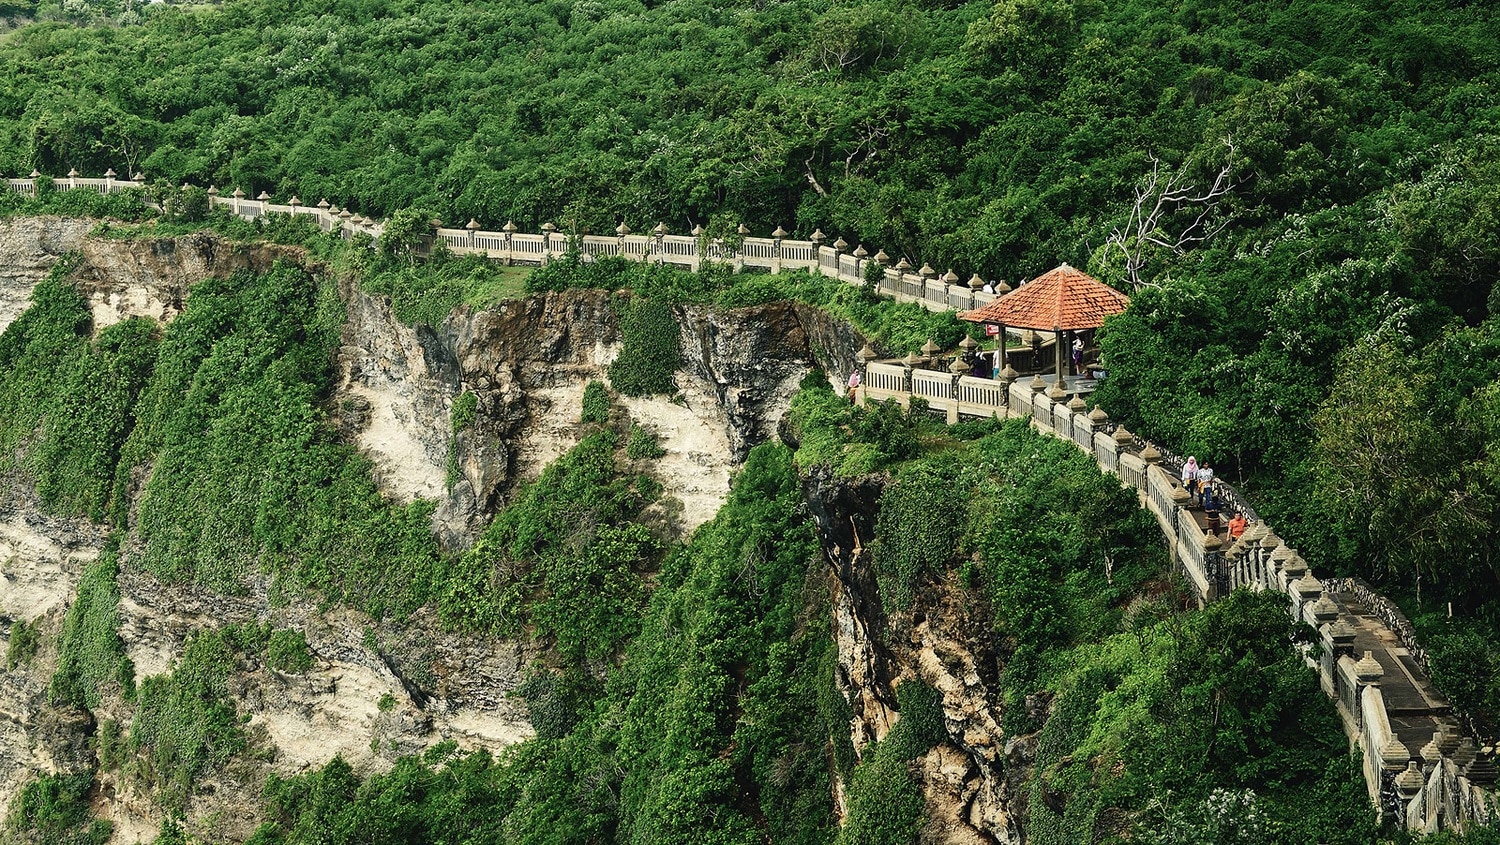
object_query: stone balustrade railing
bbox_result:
[7,170,1495,832]
[4,172,1006,314]
[861,362,1499,832]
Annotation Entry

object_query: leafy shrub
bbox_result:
[113,264,443,616]
[625,424,665,459]
[7,771,112,845]
[608,297,680,396]
[6,618,38,670]
[580,379,610,424]
[50,546,133,710]
[450,390,478,433]
[129,629,247,810]
[872,459,965,611]
[441,431,658,661]
[266,629,313,674]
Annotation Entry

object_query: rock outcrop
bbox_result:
[804,468,1030,845]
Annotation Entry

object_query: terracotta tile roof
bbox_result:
[959,264,1129,330]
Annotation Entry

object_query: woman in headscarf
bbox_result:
[1181,456,1199,505]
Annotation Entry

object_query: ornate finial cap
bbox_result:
[895,257,912,271]
[902,352,921,368]
[1114,425,1134,447]
[950,357,969,375]
[1088,406,1109,423]
[737,223,750,235]
[857,343,877,362]
[502,220,518,232]
[959,335,978,350]
[466,218,480,231]
[1029,374,1047,392]
[541,222,558,232]
[1261,532,1283,551]
[257,190,271,200]
[918,262,936,277]
[1312,595,1339,622]
[616,222,631,236]
[1355,651,1385,683]
[920,339,941,355]
[28,169,40,178]
[1000,364,1019,381]
[1330,618,1356,643]
[853,244,869,258]
[969,273,986,290]
[1420,735,1442,763]
[1396,761,1425,794]
[996,279,1013,294]
[832,237,849,251]
[1067,395,1086,413]
[1203,530,1222,550]
[1294,571,1322,600]
[317,198,330,209]
[104,168,116,177]
[1140,444,1162,464]
[1381,737,1411,771]
[132,171,145,181]
[232,188,245,198]
[207,185,220,196]
[810,228,826,242]
[691,224,705,236]
[943,269,960,283]
[772,225,788,238]
[874,249,890,264]
[67,168,79,177]
[289,195,301,205]
[654,222,668,235]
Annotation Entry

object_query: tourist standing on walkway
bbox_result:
[846,369,861,403]
[1198,461,1216,510]
[1228,512,1247,541]
[1182,456,1199,504]
[1072,336,1084,375]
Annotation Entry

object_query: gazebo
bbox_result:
[959,264,1130,398]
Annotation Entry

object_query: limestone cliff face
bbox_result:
[803,469,1031,845]
[0,217,293,335]
[0,222,867,841]
[340,288,852,549]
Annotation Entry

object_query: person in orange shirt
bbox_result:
[1228,512,1248,541]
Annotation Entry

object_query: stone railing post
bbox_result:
[540,222,558,264]
[103,168,116,193]
[901,352,917,396]
[947,356,967,423]
[771,225,787,273]
[503,221,518,264]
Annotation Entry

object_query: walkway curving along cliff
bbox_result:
[5,171,1495,833]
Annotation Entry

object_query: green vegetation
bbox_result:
[835,681,944,845]
[624,424,665,460]
[0,255,447,618]
[129,629,248,810]
[49,545,132,710]
[449,390,477,433]
[249,442,837,845]
[787,381,1376,843]
[580,379,611,425]
[441,431,660,662]
[608,297,681,397]
[3,770,112,845]
[5,618,37,670]
[265,628,313,674]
